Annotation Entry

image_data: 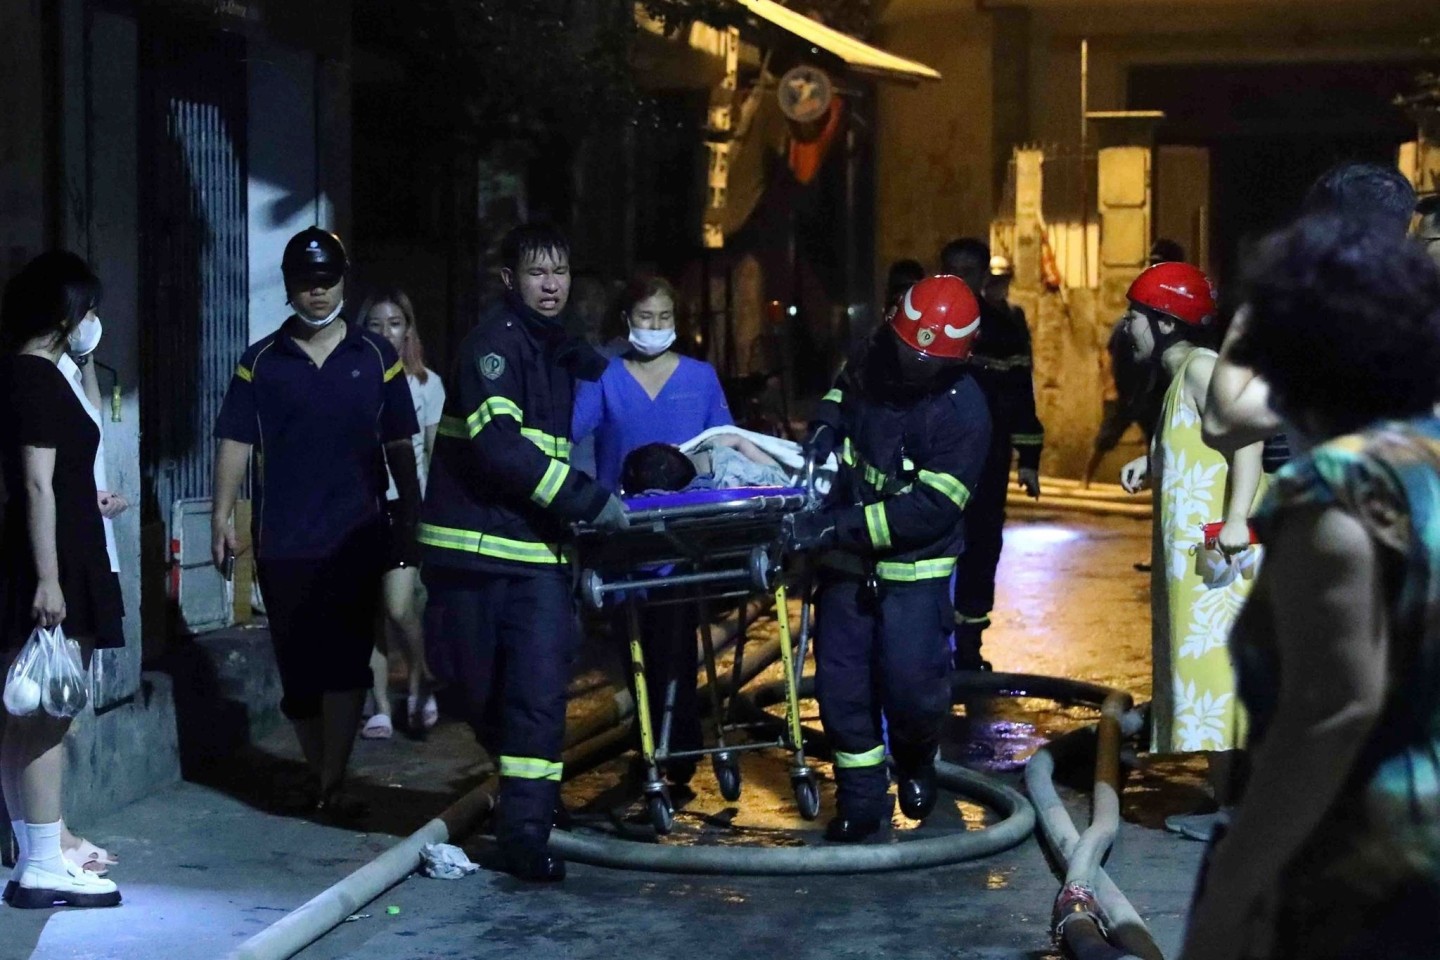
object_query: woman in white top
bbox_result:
[359,289,445,738]
[54,326,127,876]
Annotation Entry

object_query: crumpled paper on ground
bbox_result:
[420,843,480,879]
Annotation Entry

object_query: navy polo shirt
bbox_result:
[215,319,419,559]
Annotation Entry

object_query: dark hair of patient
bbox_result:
[621,443,697,495]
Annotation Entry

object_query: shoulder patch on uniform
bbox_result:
[480,353,506,381]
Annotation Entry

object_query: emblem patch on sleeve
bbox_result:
[480,353,506,380]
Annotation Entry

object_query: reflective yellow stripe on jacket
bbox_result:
[417,523,569,565]
[917,469,970,509]
[437,405,572,460]
[531,460,570,508]
[876,557,956,582]
[864,503,892,550]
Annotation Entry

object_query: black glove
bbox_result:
[786,509,840,553]
[590,494,630,532]
[802,423,837,465]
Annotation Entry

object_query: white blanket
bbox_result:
[678,426,838,495]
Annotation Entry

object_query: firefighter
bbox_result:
[419,223,627,881]
[793,275,992,841]
[939,238,1044,670]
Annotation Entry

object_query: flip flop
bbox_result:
[360,713,393,740]
[420,694,439,730]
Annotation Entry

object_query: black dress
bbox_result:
[0,354,124,649]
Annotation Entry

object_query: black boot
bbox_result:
[500,839,567,882]
[897,764,937,821]
[824,816,884,843]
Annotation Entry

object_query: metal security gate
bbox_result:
[139,24,248,638]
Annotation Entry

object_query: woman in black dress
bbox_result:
[0,252,122,909]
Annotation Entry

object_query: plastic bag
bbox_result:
[419,843,479,880]
[3,625,88,718]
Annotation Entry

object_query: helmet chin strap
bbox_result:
[297,300,344,330]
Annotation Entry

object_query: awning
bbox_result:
[733,0,941,85]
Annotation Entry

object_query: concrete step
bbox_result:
[156,621,285,776]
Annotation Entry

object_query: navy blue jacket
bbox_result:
[420,295,610,576]
[811,351,992,583]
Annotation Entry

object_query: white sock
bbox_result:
[23,820,64,876]
[9,819,26,883]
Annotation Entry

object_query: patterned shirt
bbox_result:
[1246,416,1440,891]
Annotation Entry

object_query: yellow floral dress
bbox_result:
[1150,348,1263,753]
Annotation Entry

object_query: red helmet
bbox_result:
[888,275,981,361]
[1126,262,1216,327]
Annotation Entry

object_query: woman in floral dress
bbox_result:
[1119,262,1263,836]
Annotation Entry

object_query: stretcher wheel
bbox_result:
[581,570,605,610]
[647,791,675,835]
[749,546,773,591]
[712,753,742,802]
[792,771,821,821]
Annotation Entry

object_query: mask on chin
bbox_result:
[628,325,676,357]
[297,300,344,330]
[68,315,103,357]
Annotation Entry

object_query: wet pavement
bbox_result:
[300,512,1207,960]
[6,512,1212,960]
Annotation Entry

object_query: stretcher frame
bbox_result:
[573,486,820,833]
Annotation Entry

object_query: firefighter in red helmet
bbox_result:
[791,275,992,841]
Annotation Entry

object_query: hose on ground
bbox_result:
[1027,712,1164,960]
[549,672,1039,875]
[548,761,1032,875]
[741,671,1163,959]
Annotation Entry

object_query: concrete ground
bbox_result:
[6,511,1210,960]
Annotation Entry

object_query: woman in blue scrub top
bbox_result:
[572,276,731,494]
[573,276,731,791]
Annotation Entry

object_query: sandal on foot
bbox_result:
[408,694,439,731]
[360,713,393,740]
[11,861,121,909]
[62,840,117,877]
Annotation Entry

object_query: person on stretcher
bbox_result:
[620,435,793,494]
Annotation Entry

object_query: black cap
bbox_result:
[282,227,348,288]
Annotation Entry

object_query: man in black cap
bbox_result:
[212,226,421,820]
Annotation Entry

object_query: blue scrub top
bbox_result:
[573,353,732,492]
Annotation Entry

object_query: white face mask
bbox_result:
[298,300,344,330]
[68,315,103,357]
[628,324,676,357]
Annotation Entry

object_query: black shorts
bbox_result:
[257,521,385,720]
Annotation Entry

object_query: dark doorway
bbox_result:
[1130,61,1418,285]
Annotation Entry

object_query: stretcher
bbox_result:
[573,485,820,833]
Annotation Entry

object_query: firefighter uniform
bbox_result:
[952,299,1044,665]
[802,282,992,829]
[419,292,612,861]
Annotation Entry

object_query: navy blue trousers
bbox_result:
[814,576,952,820]
[423,567,576,846]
